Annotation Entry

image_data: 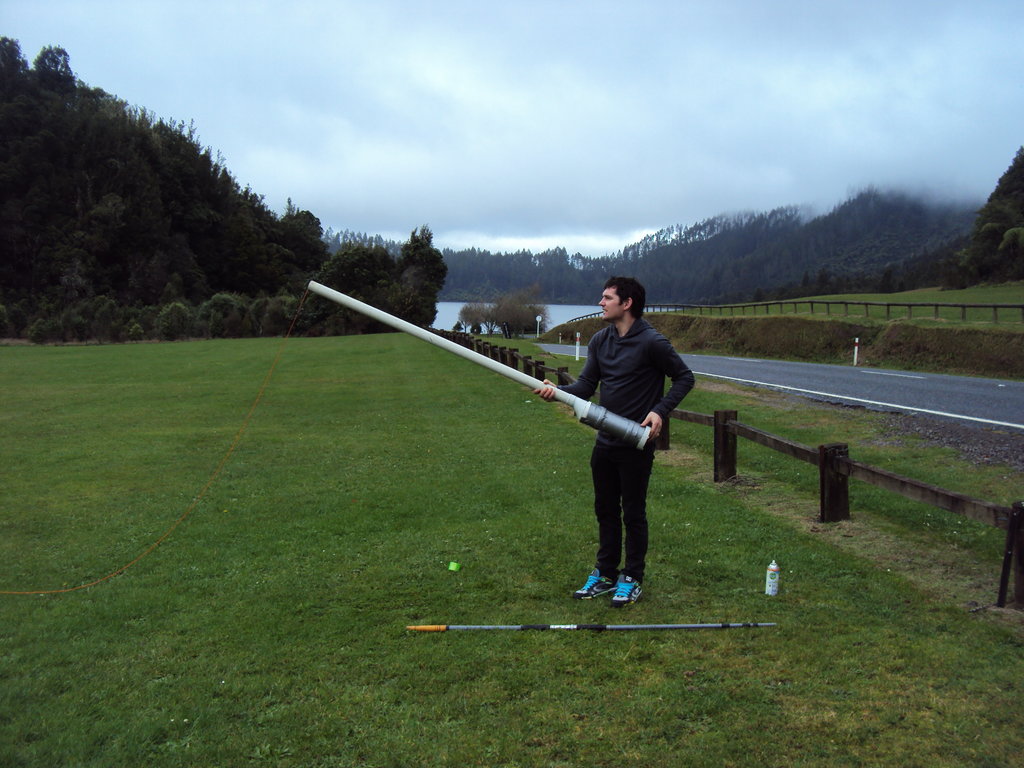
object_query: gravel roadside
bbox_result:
[881,413,1024,474]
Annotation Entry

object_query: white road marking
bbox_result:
[859,370,926,379]
[692,371,1024,431]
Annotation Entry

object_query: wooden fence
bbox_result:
[435,329,1024,608]
[567,300,1024,324]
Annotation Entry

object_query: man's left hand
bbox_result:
[640,411,663,439]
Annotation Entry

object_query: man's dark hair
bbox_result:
[604,276,646,317]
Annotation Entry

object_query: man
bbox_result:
[535,277,694,606]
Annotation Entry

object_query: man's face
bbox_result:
[599,286,631,322]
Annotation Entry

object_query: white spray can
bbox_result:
[765,560,780,596]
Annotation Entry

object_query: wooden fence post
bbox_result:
[1015,502,1024,607]
[819,443,850,522]
[714,410,737,482]
[997,501,1024,608]
[656,413,670,451]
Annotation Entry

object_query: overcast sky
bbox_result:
[6,1,1022,256]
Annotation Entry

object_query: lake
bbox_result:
[433,302,599,334]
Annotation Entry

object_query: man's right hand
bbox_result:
[533,379,557,401]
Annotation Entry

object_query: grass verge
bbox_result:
[2,335,1023,767]
[538,282,1024,378]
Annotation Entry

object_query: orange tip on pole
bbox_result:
[406,625,448,632]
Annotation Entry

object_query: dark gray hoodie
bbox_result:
[559,317,695,447]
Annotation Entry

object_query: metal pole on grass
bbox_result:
[407,623,777,632]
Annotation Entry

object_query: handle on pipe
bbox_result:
[306,281,650,449]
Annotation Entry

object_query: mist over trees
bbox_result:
[439,190,989,305]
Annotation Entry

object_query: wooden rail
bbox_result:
[566,300,1024,324]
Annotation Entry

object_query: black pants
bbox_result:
[590,441,656,583]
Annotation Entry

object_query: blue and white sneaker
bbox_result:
[610,574,642,607]
[572,569,615,599]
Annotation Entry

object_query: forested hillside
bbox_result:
[440,146,1024,304]
[0,41,325,336]
[0,39,444,341]
[439,190,981,304]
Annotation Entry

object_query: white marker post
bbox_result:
[575,331,581,361]
[853,337,860,367]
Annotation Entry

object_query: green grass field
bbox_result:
[813,282,1024,306]
[2,334,1023,767]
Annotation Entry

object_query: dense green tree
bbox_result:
[0,37,28,95]
[306,226,447,334]
[278,199,330,279]
[306,242,397,334]
[197,292,249,338]
[156,302,192,340]
[456,301,488,333]
[249,293,298,337]
[395,225,447,326]
[955,147,1024,284]
[492,288,548,336]
[32,46,75,94]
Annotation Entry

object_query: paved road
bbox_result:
[538,345,1024,433]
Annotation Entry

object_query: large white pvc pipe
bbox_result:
[306,281,650,449]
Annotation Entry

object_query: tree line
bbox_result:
[0,39,445,341]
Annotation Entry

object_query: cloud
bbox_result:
[6,0,1021,256]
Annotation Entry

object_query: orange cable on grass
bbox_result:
[1,288,311,596]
